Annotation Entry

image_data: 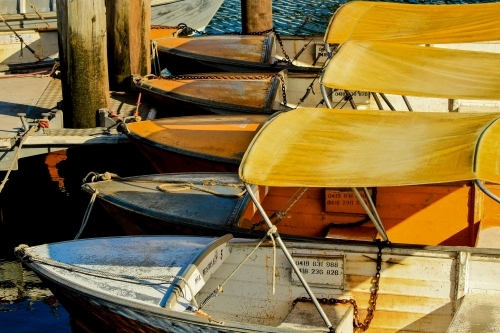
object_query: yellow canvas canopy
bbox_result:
[321,40,500,100]
[239,108,500,187]
[324,1,500,44]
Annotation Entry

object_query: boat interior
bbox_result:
[240,182,500,249]
[23,234,500,333]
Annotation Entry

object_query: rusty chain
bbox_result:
[160,73,288,107]
[153,24,292,66]
[293,240,389,332]
[242,28,292,66]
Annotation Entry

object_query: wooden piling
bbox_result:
[56,0,110,128]
[241,0,273,34]
[105,0,151,91]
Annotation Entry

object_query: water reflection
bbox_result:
[0,259,72,332]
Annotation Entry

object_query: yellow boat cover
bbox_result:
[239,108,500,187]
[324,1,500,44]
[321,41,500,100]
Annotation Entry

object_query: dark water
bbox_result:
[0,0,497,331]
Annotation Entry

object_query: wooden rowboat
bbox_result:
[123,114,269,173]
[153,1,500,75]
[86,108,500,248]
[16,233,500,332]
[19,105,500,332]
[138,38,500,116]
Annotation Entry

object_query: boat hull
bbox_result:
[156,34,325,75]
[17,235,500,332]
[125,114,269,173]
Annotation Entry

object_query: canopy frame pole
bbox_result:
[351,187,389,241]
[475,180,500,204]
[402,95,413,111]
[363,187,384,230]
[344,90,357,109]
[379,93,396,111]
[320,84,333,109]
[371,92,384,110]
[244,183,334,332]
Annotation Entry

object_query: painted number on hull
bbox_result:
[291,256,344,288]
[325,189,372,214]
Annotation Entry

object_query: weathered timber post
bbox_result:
[56,0,110,128]
[241,0,273,34]
[105,0,151,91]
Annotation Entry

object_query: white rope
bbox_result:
[199,225,278,309]
[157,182,246,198]
[74,185,98,240]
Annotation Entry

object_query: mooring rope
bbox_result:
[0,14,42,60]
[75,185,98,240]
[199,225,278,309]
[82,172,247,198]
[0,126,37,194]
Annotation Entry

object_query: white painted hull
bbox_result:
[16,235,500,332]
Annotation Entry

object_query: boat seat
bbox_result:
[278,300,354,333]
[159,234,233,311]
[447,293,500,332]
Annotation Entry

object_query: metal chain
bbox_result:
[162,25,292,65]
[228,28,292,66]
[293,241,388,332]
[151,23,203,36]
[161,73,287,107]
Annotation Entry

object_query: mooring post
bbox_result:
[105,0,151,91]
[56,0,110,128]
[241,0,273,34]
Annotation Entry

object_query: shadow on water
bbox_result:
[0,142,157,332]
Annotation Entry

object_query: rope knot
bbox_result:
[267,225,278,235]
[14,244,30,259]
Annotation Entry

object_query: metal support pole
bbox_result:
[379,93,396,111]
[320,84,332,109]
[402,95,413,111]
[371,92,383,110]
[244,183,334,332]
[352,187,388,241]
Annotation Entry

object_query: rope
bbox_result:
[14,244,200,309]
[157,181,246,198]
[0,14,42,60]
[151,40,161,76]
[0,126,37,194]
[251,187,308,230]
[75,185,98,239]
[199,225,278,309]
[26,0,51,27]
[81,172,247,198]
[134,92,141,117]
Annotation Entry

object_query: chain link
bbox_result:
[293,241,389,332]
[160,73,288,107]
[157,24,293,66]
